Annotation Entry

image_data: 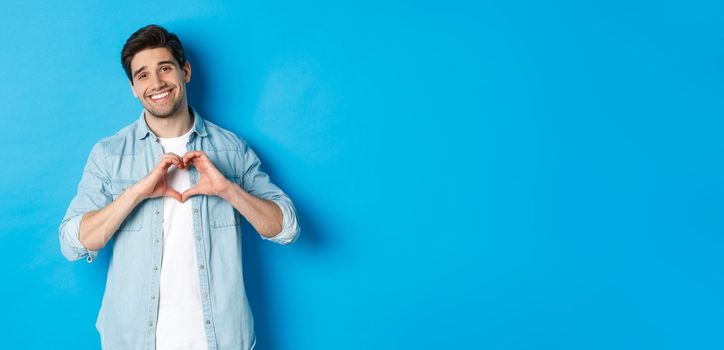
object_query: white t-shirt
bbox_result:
[155,128,209,350]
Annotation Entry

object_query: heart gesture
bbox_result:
[181,150,233,202]
[134,153,184,202]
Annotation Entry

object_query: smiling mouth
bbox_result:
[148,89,172,102]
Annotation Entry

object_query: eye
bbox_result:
[137,73,147,80]
[161,65,172,72]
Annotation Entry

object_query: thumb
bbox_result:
[181,186,202,202]
[164,187,183,202]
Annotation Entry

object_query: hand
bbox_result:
[132,153,184,202]
[181,150,233,202]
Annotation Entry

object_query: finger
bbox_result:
[183,150,209,166]
[152,158,173,174]
[171,157,187,169]
[182,151,200,167]
[164,153,184,165]
[160,153,182,165]
[164,187,183,202]
[192,153,215,171]
[160,152,186,169]
[181,186,202,202]
[167,152,187,168]
[155,157,180,174]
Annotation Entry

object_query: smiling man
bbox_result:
[59,25,300,350]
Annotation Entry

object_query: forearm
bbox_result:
[220,181,283,237]
[79,186,145,251]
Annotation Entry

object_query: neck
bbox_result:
[144,103,193,138]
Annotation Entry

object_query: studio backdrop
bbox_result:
[1,0,722,349]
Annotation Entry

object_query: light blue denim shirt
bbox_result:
[59,108,300,350]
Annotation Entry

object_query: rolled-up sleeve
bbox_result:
[239,139,300,245]
[59,141,112,262]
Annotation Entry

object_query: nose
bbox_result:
[150,72,166,90]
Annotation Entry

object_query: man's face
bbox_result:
[129,47,191,118]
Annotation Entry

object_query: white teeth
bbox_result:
[150,91,170,100]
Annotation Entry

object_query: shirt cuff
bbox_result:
[60,214,99,263]
[261,198,300,245]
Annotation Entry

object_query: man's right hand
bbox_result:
[131,152,184,202]
[79,153,184,251]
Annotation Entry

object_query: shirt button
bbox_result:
[153,266,158,271]
[193,209,199,214]
[196,236,201,241]
[155,239,159,243]
[149,321,153,327]
[206,320,211,325]
[155,210,160,215]
[199,265,205,270]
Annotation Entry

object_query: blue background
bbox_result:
[1,0,722,349]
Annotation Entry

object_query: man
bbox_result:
[59,25,300,350]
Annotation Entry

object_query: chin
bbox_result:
[144,101,183,118]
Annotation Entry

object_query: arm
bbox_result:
[181,145,300,244]
[59,147,184,261]
[78,188,144,251]
[79,152,185,251]
[59,142,112,262]
[180,151,282,237]
[219,182,283,237]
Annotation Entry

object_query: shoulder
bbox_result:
[90,120,142,158]
[201,119,249,152]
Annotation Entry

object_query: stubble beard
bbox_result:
[144,96,184,119]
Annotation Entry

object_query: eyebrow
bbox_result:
[132,66,147,79]
[132,60,177,78]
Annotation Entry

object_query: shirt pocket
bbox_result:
[109,179,144,232]
[209,175,241,229]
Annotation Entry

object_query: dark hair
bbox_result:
[121,24,186,83]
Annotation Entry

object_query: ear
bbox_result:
[129,80,138,98]
[183,61,192,83]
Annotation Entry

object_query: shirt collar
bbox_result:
[135,106,208,140]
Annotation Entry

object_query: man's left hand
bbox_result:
[181,150,234,202]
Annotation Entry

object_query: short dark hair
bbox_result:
[121,24,186,83]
